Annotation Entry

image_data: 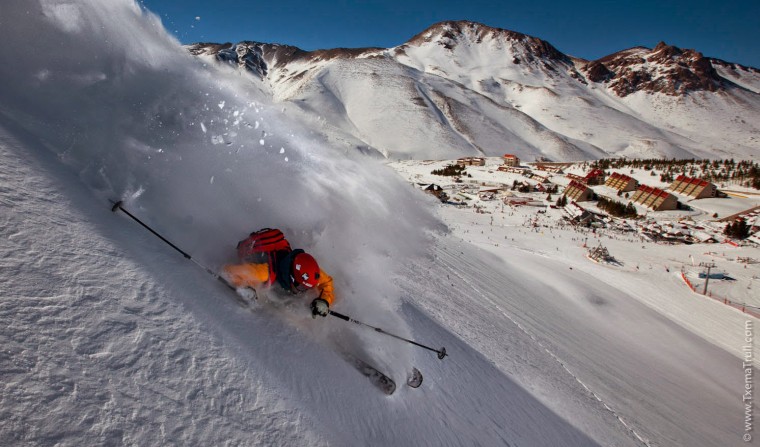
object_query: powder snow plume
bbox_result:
[0,0,441,366]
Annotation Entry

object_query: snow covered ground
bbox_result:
[0,1,756,446]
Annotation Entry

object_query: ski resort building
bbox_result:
[584,169,606,185]
[563,180,593,202]
[719,206,760,241]
[605,172,638,192]
[457,157,486,167]
[566,169,605,185]
[534,164,564,174]
[668,175,718,199]
[527,173,551,183]
[498,166,528,174]
[563,202,604,226]
[502,154,520,167]
[630,185,678,211]
[422,184,448,201]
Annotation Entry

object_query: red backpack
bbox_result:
[236,228,292,285]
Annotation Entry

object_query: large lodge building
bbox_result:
[604,172,638,192]
[630,185,678,211]
[502,154,520,167]
[668,175,718,199]
[563,180,593,202]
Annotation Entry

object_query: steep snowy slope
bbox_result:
[0,121,617,446]
[276,56,609,160]
[0,124,324,446]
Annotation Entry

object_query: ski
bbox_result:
[339,352,425,394]
[219,285,407,395]
[219,279,423,394]
[340,352,396,395]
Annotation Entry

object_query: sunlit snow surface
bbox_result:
[0,1,754,446]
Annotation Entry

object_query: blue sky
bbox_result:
[139,0,760,67]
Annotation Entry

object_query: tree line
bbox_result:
[724,219,752,239]
[585,158,760,189]
[596,196,639,218]
[432,164,468,177]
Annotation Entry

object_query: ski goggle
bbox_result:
[290,276,315,293]
[293,282,311,292]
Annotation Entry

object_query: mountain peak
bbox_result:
[407,20,524,44]
[403,20,569,63]
[581,41,724,96]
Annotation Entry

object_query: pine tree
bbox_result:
[737,219,750,239]
[724,222,734,238]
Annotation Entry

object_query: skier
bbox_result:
[221,229,334,318]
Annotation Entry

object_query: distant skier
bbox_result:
[221,228,334,318]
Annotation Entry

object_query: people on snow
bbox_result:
[221,229,334,318]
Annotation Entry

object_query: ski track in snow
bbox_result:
[432,243,650,446]
[409,234,745,447]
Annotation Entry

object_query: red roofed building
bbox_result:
[605,172,638,192]
[535,164,564,174]
[584,169,606,185]
[563,180,593,202]
[498,166,528,174]
[668,175,717,199]
[630,185,678,211]
[456,157,486,166]
[502,154,520,167]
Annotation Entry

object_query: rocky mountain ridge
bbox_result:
[187,21,760,161]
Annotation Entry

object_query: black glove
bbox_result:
[310,298,329,318]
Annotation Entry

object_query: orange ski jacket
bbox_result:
[222,262,335,305]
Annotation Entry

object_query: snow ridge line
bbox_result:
[439,243,652,447]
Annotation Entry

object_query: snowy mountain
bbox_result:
[0,2,756,446]
[189,21,760,161]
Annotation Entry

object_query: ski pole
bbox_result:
[328,310,447,360]
[110,200,234,290]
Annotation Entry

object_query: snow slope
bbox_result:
[0,1,753,446]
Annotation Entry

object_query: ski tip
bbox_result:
[407,367,423,388]
[384,379,397,395]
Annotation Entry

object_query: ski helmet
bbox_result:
[290,252,320,291]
